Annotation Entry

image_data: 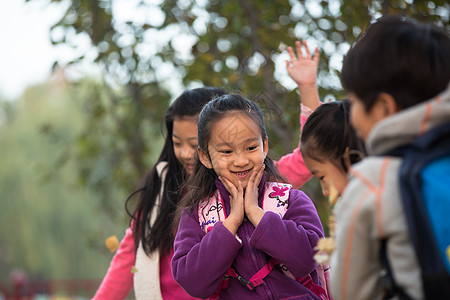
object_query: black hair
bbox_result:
[175,94,284,222]
[301,99,366,172]
[341,15,450,111]
[126,87,227,255]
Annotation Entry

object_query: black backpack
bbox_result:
[381,122,450,299]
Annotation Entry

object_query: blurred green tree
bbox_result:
[28,0,449,227]
[0,81,124,283]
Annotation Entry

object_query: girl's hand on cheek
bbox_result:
[219,176,244,236]
[244,164,265,227]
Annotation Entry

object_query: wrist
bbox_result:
[223,217,241,235]
[298,85,321,110]
[246,206,264,227]
[297,82,318,94]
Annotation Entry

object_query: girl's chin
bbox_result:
[183,164,195,174]
[229,179,249,189]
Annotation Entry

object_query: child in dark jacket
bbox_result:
[172,94,325,299]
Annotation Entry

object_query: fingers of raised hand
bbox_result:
[302,40,312,59]
[313,47,320,63]
[287,46,297,63]
[295,40,303,59]
[293,40,320,62]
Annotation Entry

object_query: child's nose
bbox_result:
[181,145,193,160]
[233,153,249,166]
[320,182,329,197]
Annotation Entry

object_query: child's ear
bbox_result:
[198,148,213,169]
[376,93,400,117]
[263,137,269,158]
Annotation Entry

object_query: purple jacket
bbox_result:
[172,176,324,299]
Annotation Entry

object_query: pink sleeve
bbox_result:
[92,227,135,300]
[275,104,314,189]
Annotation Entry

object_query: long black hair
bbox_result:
[301,99,366,172]
[126,87,227,255]
[176,94,284,222]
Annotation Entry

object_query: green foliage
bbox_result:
[26,0,449,234]
[40,0,449,169]
[0,82,127,283]
[67,78,167,218]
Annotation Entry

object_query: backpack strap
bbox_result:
[270,258,329,300]
[215,259,279,292]
[298,275,329,300]
[246,257,279,289]
[385,122,450,298]
[198,190,226,232]
[316,263,332,299]
[220,258,328,299]
[399,123,450,298]
[379,239,413,300]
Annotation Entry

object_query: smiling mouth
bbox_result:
[232,169,251,177]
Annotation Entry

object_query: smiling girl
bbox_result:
[171,94,325,300]
[93,87,226,300]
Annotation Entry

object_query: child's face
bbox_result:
[349,93,388,141]
[172,116,198,175]
[199,113,268,189]
[303,156,348,197]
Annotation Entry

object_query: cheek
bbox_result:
[210,154,228,167]
[336,173,349,195]
[319,180,328,194]
[350,107,359,129]
[258,151,267,162]
[186,147,196,158]
[173,147,182,162]
[350,108,367,140]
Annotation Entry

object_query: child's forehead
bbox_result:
[222,110,251,118]
[174,114,199,122]
[211,112,261,144]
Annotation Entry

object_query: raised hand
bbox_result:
[219,176,244,235]
[286,40,319,87]
[286,41,321,110]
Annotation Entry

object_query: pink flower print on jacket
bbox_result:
[263,183,291,217]
[269,185,290,208]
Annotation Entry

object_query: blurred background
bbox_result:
[0,0,448,298]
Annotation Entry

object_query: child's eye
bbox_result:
[247,146,258,151]
[318,176,325,181]
[220,150,232,154]
[173,142,181,147]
